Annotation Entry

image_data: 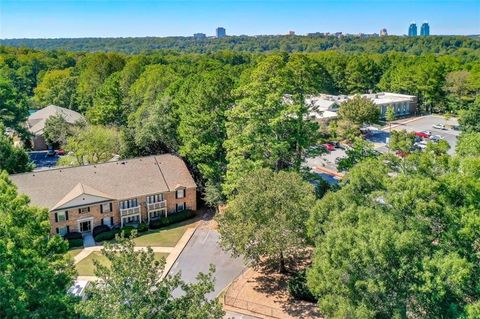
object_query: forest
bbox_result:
[1,34,480,55]
[1,39,480,318]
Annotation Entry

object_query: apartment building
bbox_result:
[10,154,197,235]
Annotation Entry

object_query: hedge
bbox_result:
[149,210,195,229]
[287,270,317,302]
[64,232,82,240]
[68,238,84,248]
[94,229,119,242]
[93,224,111,237]
[138,223,149,233]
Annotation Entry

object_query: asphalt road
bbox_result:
[168,228,246,299]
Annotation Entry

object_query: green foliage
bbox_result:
[458,98,480,133]
[137,222,149,232]
[385,105,395,122]
[0,172,77,318]
[389,129,416,153]
[0,124,33,173]
[148,210,195,229]
[456,132,480,157]
[58,125,121,166]
[0,73,29,134]
[337,95,380,125]
[307,145,480,318]
[288,270,317,302]
[33,68,78,110]
[217,168,316,273]
[94,229,118,242]
[67,238,84,248]
[92,224,111,237]
[203,181,225,209]
[43,114,73,147]
[76,234,224,319]
[337,138,378,171]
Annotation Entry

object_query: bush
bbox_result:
[67,238,83,248]
[92,224,111,237]
[149,210,195,229]
[94,229,119,242]
[63,231,82,240]
[288,271,317,302]
[138,223,149,233]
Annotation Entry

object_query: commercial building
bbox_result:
[193,33,206,39]
[10,154,197,235]
[420,22,430,36]
[216,27,226,38]
[408,23,417,36]
[306,92,418,122]
[27,105,84,150]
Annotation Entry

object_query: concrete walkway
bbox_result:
[73,245,175,264]
[82,233,96,247]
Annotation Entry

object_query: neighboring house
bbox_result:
[10,154,197,235]
[27,105,85,150]
[306,92,418,122]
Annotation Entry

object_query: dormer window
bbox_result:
[176,189,185,199]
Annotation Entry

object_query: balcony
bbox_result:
[147,200,167,212]
[120,205,141,217]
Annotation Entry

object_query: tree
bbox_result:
[0,125,33,173]
[385,105,395,132]
[337,95,380,126]
[77,233,224,319]
[345,56,380,94]
[58,125,121,166]
[456,132,480,157]
[337,138,378,171]
[33,68,78,110]
[0,73,29,134]
[217,168,316,273]
[43,114,73,147]
[0,172,77,318]
[458,98,480,133]
[388,129,415,153]
[307,149,480,318]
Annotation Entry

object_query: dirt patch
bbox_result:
[224,267,322,319]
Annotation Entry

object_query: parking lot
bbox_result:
[29,151,59,170]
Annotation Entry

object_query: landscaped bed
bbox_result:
[133,218,198,247]
[76,251,169,276]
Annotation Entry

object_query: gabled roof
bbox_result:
[27,105,85,135]
[10,154,197,211]
[51,183,114,211]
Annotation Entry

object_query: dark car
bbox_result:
[46,149,56,157]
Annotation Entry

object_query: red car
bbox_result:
[395,150,408,158]
[323,143,335,152]
[415,131,430,138]
[56,149,65,156]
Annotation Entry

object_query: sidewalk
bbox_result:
[73,245,175,264]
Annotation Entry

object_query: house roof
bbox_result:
[10,154,196,211]
[27,105,85,135]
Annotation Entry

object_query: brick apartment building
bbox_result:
[10,154,197,235]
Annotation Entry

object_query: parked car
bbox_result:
[56,149,65,156]
[429,135,444,142]
[46,149,56,157]
[415,131,430,138]
[395,150,408,158]
[414,140,428,150]
[323,143,335,152]
[452,124,462,131]
[432,123,447,130]
[330,141,343,149]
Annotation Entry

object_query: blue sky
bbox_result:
[1,0,479,38]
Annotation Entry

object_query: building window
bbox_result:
[150,210,164,219]
[120,199,138,209]
[176,189,185,199]
[101,203,111,213]
[57,211,67,221]
[176,202,186,212]
[58,226,68,236]
[147,194,164,204]
[79,207,90,214]
[103,217,112,227]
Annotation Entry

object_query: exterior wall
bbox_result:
[32,135,48,151]
[50,187,197,235]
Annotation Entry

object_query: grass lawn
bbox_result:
[66,247,83,259]
[76,251,169,276]
[132,218,198,247]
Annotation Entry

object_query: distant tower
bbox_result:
[408,23,417,36]
[420,22,430,36]
[380,28,388,36]
[193,33,206,39]
[216,27,226,38]
[288,31,295,36]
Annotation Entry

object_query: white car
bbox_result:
[429,135,444,142]
[432,124,447,130]
[414,141,428,150]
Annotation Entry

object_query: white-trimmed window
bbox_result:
[103,217,112,227]
[176,189,185,199]
[176,202,186,212]
[57,211,67,221]
[79,207,90,214]
[120,198,138,209]
[150,210,163,219]
[147,194,164,204]
[58,226,68,236]
[101,203,111,213]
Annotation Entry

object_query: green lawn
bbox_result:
[132,218,198,247]
[76,251,169,276]
[67,247,83,259]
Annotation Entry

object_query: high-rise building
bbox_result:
[216,27,226,38]
[420,22,430,36]
[408,23,417,36]
[288,31,295,36]
[380,28,388,36]
[193,33,206,39]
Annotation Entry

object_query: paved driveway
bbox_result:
[168,228,246,299]
[29,151,59,170]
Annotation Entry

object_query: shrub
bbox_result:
[287,271,317,302]
[149,210,195,229]
[92,224,111,237]
[67,238,83,248]
[120,226,136,237]
[64,231,82,240]
[138,223,149,233]
[94,229,119,242]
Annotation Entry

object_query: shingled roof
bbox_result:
[10,154,196,211]
[27,105,85,135]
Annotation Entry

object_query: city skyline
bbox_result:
[0,0,478,39]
